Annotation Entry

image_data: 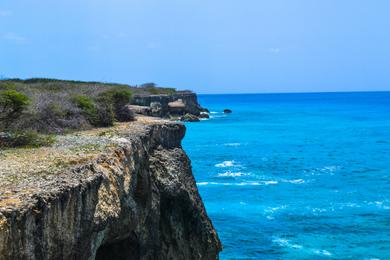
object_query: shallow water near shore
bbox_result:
[182,92,390,259]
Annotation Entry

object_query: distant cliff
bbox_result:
[0,118,221,259]
[131,92,208,118]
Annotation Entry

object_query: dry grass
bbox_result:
[0,116,169,191]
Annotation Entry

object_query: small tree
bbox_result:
[98,89,132,122]
[0,90,30,129]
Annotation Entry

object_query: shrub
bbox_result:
[116,106,135,122]
[46,103,66,118]
[98,89,133,122]
[141,83,176,95]
[0,90,30,129]
[72,95,99,125]
[0,131,55,148]
[95,102,115,127]
[72,95,94,111]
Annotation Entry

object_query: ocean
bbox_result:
[182,92,390,259]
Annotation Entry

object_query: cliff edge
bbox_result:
[0,117,221,259]
[130,92,208,119]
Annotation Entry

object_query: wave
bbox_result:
[272,238,332,257]
[306,165,341,176]
[197,181,278,186]
[272,238,303,249]
[217,171,246,177]
[313,249,332,257]
[282,179,305,184]
[223,143,241,147]
[215,161,236,168]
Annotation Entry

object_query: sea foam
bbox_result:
[217,171,246,177]
[215,161,236,168]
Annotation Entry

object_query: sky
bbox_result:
[1,0,390,94]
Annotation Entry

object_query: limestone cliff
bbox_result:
[0,118,221,259]
[131,92,207,117]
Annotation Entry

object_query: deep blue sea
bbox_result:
[182,92,390,259]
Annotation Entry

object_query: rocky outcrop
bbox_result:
[180,114,200,122]
[131,92,206,118]
[0,119,221,259]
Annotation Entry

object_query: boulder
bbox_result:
[150,102,163,117]
[223,109,232,114]
[180,113,200,122]
[126,105,152,116]
[199,113,210,119]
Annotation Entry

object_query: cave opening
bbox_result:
[95,235,140,260]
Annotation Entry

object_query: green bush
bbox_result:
[95,102,115,127]
[72,94,117,127]
[99,89,132,106]
[46,103,66,118]
[0,90,30,128]
[0,131,55,148]
[98,89,133,122]
[72,95,94,111]
[72,95,99,125]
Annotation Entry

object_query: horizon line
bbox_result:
[198,90,390,95]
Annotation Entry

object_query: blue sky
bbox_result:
[1,0,389,94]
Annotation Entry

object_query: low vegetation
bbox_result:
[0,78,177,148]
[0,131,55,148]
[140,83,177,95]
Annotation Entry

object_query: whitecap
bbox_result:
[321,165,341,175]
[217,171,246,177]
[196,181,277,186]
[215,161,235,168]
[264,205,288,214]
[273,238,332,257]
[282,179,305,184]
[223,143,241,147]
[236,182,261,186]
[263,180,278,185]
[272,238,303,250]
[313,249,332,256]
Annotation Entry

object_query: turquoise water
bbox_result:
[182,92,390,259]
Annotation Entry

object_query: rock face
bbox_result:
[223,109,232,114]
[0,120,221,259]
[180,114,200,122]
[131,92,206,118]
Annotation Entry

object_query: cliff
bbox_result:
[131,92,207,118]
[0,117,221,259]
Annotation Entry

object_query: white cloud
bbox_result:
[0,10,12,17]
[2,32,27,44]
[268,48,281,54]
